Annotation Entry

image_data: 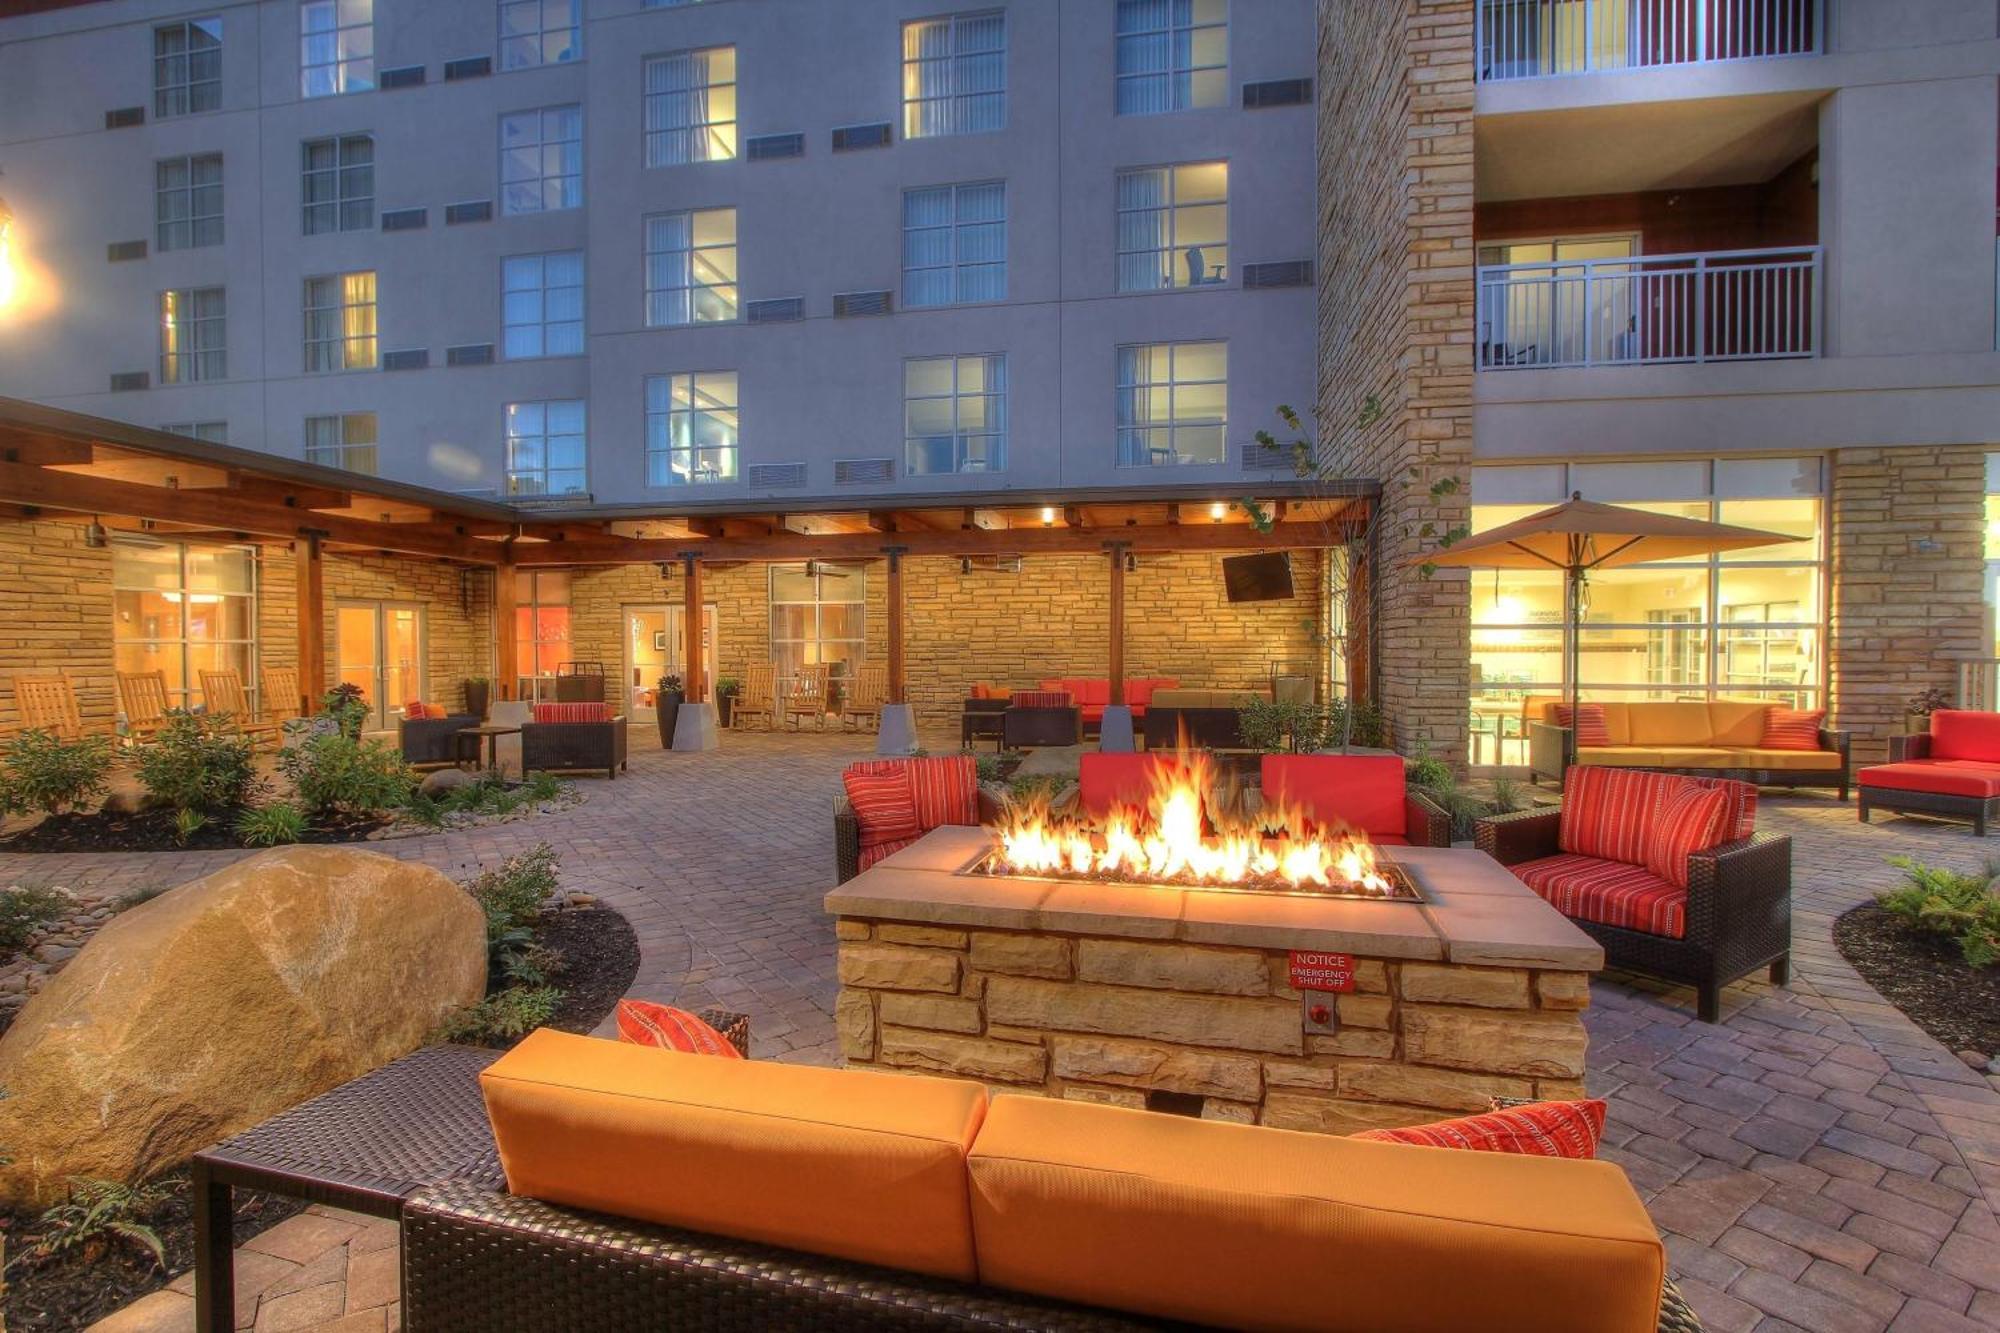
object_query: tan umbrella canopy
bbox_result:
[1417,493,1795,713]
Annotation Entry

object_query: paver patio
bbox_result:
[18,731,1995,1333]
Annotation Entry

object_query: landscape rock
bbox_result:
[0,846,486,1207]
[1958,1049,1988,1070]
[418,767,475,797]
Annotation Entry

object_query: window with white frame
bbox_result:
[643,48,737,167]
[1116,341,1225,466]
[902,11,1004,139]
[162,421,228,443]
[502,252,585,359]
[155,18,222,118]
[501,105,583,214]
[500,0,581,70]
[160,287,226,384]
[304,411,378,473]
[645,209,737,326]
[904,354,1005,475]
[645,372,738,486]
[504,400,588,496]
[769,563,864,699]
[300,0,373,98]
[1115,0,1227,115]
[903,182,1005,307]
[156,154,223,252]
[1117,161,1228,291]
[303,271,378,372]
[112,540,258,711]
[302,134,373,235]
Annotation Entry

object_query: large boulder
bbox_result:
[0,846,486,1207]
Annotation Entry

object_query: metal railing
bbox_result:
[1477,0,1822,81]
[1476,246,1821,370]
[1958,660,2000,713]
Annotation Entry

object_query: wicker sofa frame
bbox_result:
[1142,704,1250,752]
[521,715,628,780]
[1528,720,1851,800]
[1857,732,2000,835]
[398,714,480,768]
[1475,808,1792,1024]
[1002,702,1083,749]
[958,697,1008,750]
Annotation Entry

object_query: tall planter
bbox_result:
[463,679,491,719]
[656,688,684,748]
[717,690,737,728]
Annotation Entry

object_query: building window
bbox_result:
[1116,341,1225,466]
[303,271,378,372]
[902,11,1005,139]
[305,412,378,473]
[1115,0,1226,115]
[1117,162,1228,291]
[643,48,737,167]
[645,209,737,326]
[112,540,257,711]
[645,371,738,486]
[300,0,373,98]
[501,105,583,214]
[769,562,863,702]
[162,421,228,443]
[903,182,1005,308]
[155,18,222,118]
[502,252,585,359]
[512,569,571,700]
[160,287,226,384]
[500,0,581,70]
[504,400,587,496]
[156,154,223,252]
[1466,457,1828,767]
[302,134,374,235]
[904,354,1005,475]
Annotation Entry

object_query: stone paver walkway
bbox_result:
[21,732,1996,1332]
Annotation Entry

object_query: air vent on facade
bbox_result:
[109,372,149,392]
[746,133,804,161]
[747,462,808,489]
[381,207,428,232]
[379,64,426,89]
[446,343,495,367]
[104,106,145,129]
[1240,442,1313,473]
[833,290,891,318]
[833,457,894,486]
[1242,78,1313,109]
[382,348,430,371]
[106,240,148,263]
[746,297,804,324]
[443,55,492,81]
[831,122,892,152]
[1242,260,1314,289]
[445,200,494,225]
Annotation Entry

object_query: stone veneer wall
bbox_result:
[1830,445,1988,761]
[1316,0,1476,761]
[833,923,1590,1131]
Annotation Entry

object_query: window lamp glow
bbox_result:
[1040,506,1056,525]
[1209,502,1225,521]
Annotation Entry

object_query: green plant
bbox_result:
[20,1177,176,1271]
[134,710,259,814]
[970,750,1006,784]
[522,771,564,802]
[657,673,683,694]
[466,844,560,931]
[1486,774,1527,815]
[277,732,415,815]
[320,683,369,739]
[400,790,447,829]
[171,807,207,846]
[434,986,563,1043]
[1880,857,2000,968]
[237,801,307,847]
[1008,773,1066,803]
[0,884,70,952]
[1406,751,1454,794]
[716,676,741,697]
[111,884,170,914]
[503,941,565,987]
[0,729,113,817]
[1238,699,1321,754]
[1320,697,1386,750]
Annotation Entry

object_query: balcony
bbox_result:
[1476,247,1821,370]
[1476,0,1822,82]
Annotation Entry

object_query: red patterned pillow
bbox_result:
[1010,690,1072,708]
[1761,707,1825,751]
[1551,702,1612,747]
[404,701,432,720]
[532,702,611,723]
[843,765,921,851]
[615,1000,744,1059]
[1351,1100,1606,1158]
[1559,766,1677,866]
[848,756,977,830]
[1642,782,1731,889]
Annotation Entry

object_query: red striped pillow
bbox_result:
[843,766,921,851]
[1351,1100,1606,1159]
[1642,782,1731,889]
[1009,691,1072,708]
[1551,703,1611,747]
[615,1000,745,1059]
[1559,766,1678,866]
[1761,707,1824,751]
[532,702,611,723]
[848,756,977,830]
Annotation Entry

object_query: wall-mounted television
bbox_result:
[1221,551,1295,603]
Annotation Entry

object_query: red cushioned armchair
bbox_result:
[834,755,1003,883]
[1859,709,2000,835]
[1258,755,1450,847]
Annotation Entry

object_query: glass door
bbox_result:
[336,600,428,730]
[623,603,716,719]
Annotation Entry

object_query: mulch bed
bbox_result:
[0,807,386,853]
[1834,902,2000,1060]
[0,904,640,1333]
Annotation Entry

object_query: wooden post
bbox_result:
[682,553,706,704]
[885,548,907,705]
[494,558,519,700]
[1107,542,1128,706]
[294,533,325,714]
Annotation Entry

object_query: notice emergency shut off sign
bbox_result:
[1287,950,1358,993]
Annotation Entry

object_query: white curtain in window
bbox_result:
[902,187,954,308]
[1116,169,1171,292]
[645,213,692,326]
[954,182,1005,302]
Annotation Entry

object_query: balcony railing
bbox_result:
[1476,246,1822,371]
[1477,0,1822,81]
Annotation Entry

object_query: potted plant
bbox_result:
[715,676,741,728]
[1906,686,1952,735]
[656,673,684,749]
[463,676,491,719]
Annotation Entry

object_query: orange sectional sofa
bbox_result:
[1526,698,1849,798]
[1038,676,1178,730]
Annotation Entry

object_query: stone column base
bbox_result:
[671,701,720,751]
[877,704,919,756]
[1097,705,1136,752]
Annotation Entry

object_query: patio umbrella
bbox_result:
[1416,493,1796,715]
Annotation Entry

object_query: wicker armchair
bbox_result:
[1476,806,1792,1023]
[835,784,1003,884]
[399,714,480,768]
[522,714,629,780]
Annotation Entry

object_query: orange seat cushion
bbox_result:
[482,1030,988,1281]
[1859,761,2000,799]
[1928,710,2000,762]
[966,1095,1665,1333]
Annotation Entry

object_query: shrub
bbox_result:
[434,986,563,1043]
[466,843,560,936]
[320,683,369,739]
[522,771,564,802]
[1238,699,1321,754]
[0,884,70,952]
[277,732,415,816]
[237,801,307,847]
[134,710,259,813]
[22,1177,176,1271]
[0,729,113,816]
[1321,697,1386,750]
[1486,774,1527,815]
[971,750,1006,784]
[1406,754,1454,793]
[171,808,207,846]
[1880,857,2000,968]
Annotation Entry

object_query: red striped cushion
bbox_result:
[848,756,978,831]
[1513,852,1686,938]
[1687,775,1756,842]
[843,767,921,851]
[1642,783,1731,889]
[1551,703,1611,747]
[1352,1100,1606,1159]
[532,702,611,723]
[1558,767,1677,865]
[1009,691,1072,709]
[858,833,921,872]
[404,700,432,720]
[615,1000,745,1059]
[1761,707,1824,751]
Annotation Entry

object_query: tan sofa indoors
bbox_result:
[1524,698,1849,797]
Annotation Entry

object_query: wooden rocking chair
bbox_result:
[783,663,831,731]
[261,666,304,725]
[8,674,87,740]
[199,669,285,749]
[117,670,175,744]
[841,664,888,732]
[731,664,776,730]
